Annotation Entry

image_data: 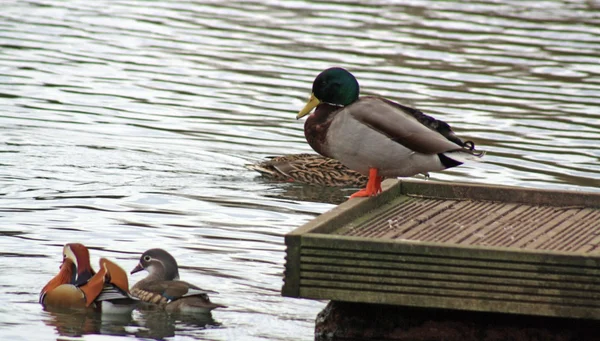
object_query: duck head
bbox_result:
[297,67,359,119]
[130,248,180,281]
[63,243,94,286]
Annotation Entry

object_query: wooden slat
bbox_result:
[300,263,600,294]
[302,234,600,266]
[299,287,600,320]
[300,278,600,308]
[281,234,301,297]
[300,254,600,286]
[399,180,600,208]
[341,197,600,253]
[285,179,402,237]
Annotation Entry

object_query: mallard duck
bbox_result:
[40,243,138,313]
[130,248,226,314]
[247,153,368,187]
[296,67,484,198]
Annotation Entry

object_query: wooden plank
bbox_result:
[398,179,600,208]
[300,249,600,278]
[298,287,600,320]
[300,271,600,300]
[281,234,301,297]
[332,195,415,236]
[299,262,600,291]
[286,179,400,237]
[301,234,600,267]
[299,279,600,307]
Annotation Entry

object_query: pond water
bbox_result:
[1,1,600,340]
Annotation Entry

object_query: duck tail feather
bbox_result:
[245,164,276,175]
[462,140,486,157]
[440,148,486,167]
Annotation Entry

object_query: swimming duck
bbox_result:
[247,153,368,187]
[130,248,226,314]
[40,243,138,313]
[297,67,484,198]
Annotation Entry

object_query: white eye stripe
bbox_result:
[63,245,78,269]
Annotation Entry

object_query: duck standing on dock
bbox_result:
[130,248,226,314]
[40,243,138,313]
[296,67,484,198]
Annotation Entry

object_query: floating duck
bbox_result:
[297,67,484,198]
[130,248,226,314]
[247,153,368,187]
[40,243,138,313]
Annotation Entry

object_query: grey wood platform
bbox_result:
[282,179,600,319]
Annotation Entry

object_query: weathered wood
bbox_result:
[399,180,600,208]
[302,234,600,266]
[300,263,600,292]
[300,276,600,305]
[303,287,600,320]
[282,179,600,320]
[281,234,301,297]
[300,248,600,276]
[285,179,400,237]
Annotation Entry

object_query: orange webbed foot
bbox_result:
[374,176,383,194]
[349,189,371,198]
[349,168,382,199]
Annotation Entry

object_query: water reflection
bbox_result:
[2,0,600,340]
[42,308,134,338]
[262,182,358,205]
[42,307,220,340]
[133,310,220,340]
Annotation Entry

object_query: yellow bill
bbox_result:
[297,93,321,119]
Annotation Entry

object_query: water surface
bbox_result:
[1,1,600,340]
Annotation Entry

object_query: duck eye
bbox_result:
[143,255,151,262]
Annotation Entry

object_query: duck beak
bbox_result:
[297,93,320,119]
[130,263,144,274]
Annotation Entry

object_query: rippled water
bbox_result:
[1,0,600,340]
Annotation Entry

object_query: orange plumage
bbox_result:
[40,243,136,311]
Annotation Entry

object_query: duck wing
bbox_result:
[144,280,215,302]
[100,258,131,294]
[379,98,466,147]
[346,97,465,154]
[96,285,136,301]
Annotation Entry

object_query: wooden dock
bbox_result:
[282,179,600,320]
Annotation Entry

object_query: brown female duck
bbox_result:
[247,153,368,187]
[130,248,226,314]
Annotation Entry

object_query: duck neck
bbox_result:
[142,264,179,283]
[304,103,339,158]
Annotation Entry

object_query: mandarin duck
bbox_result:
[296,67,484,198]
[247,153,368,187]
[130,248,226,314]
[40,243,138,313]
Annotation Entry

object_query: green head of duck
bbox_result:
[297,67,359,119]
